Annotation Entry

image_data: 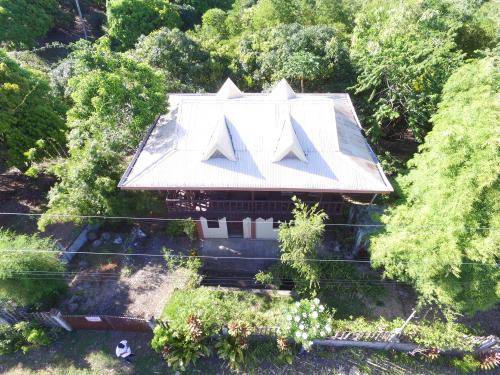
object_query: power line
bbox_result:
[5,270,498,285]
[3,272,497,286]
[0,211,496,230]
[0,248,498,266]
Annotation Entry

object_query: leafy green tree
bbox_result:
[369,55,500,316]
[39,41,167,229]
[0,230,67,308]
[250,0,361,31]
[134,27,223,92]
[351,0,468,145]
[0,50,66,170]
[106,0,181,51]
[0,0,59,49]
[282,51,320,93]
[238,24,352,92]
[200,8,228,40]
[279,197,327,295]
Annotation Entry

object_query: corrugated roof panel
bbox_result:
[120,92,393,193]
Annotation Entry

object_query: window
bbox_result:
[206,219,220,229]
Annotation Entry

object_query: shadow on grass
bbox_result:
[0,331,170,375]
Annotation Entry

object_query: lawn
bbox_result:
[0,329,459,375]
[0,330,167,375]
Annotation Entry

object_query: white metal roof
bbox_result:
[119,80,393,193]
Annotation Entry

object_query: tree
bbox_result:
[0,0,58,49]
[282,51,320,93]
[238,24,352,92]
[279,197,327,295]
[0,230,67,308]
[0,50,66,170]
[133,27,223,92]
[106,0,181,51]
[369,55,500,316]
[200,8,228,40]
[39,41,167,229]
[351,0,470,146]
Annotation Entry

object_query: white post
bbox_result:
[50,309,72,331]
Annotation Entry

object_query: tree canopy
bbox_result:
[237,23,352,92]
[350,0,471,146]
[369,55,500,315]
[106,0,181,51]
[0,0,58,49]
[39,41,167,229]
[133,27,224,92]
[0,230,67,307]
[0,49,66,170]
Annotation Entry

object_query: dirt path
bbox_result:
[123,265,186,318]
[62,234,193,318]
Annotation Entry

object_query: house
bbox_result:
[118,78,393,240]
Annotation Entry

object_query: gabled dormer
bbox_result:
[202,115,236,161]
[273,113,307,162]
[270,79,296,100]
[216,78,243,99]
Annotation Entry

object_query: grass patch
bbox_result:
[162,287,292,330]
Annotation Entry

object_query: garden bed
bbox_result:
[161,287,292,329]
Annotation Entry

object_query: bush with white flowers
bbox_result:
[279,298,334,351]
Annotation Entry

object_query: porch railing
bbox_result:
[166,199,344,217]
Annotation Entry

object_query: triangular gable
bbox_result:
[216,78,243,99]
[273,114,307,162]
[270,78,296,100]
[202,115,236,161]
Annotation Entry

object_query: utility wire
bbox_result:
[0,212,496,230]
[0,248,498,266]
[4,271,498,286]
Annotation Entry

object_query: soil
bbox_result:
[62,233,194,318]
[0,170,80,247]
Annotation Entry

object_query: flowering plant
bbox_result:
[216,320,252,371]
[279,298,333,351]
[151,316,209,371]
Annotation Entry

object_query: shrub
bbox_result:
[450,354,481,373]
[216,320,252,371]
[165,218,197,240]
[279,298,334,351]
[276,336,295,365]
[0,230,67,308]
[0,322,51,355]
[151,317,209,371]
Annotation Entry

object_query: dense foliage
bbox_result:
[370,55,500,315]
[237,23,352,92]
[0,50,66,170]
[106,0,181,50]
[0,322,51,355]
[351,0,471,145]
[278,197,327,295]
[0,230,67,307]
[39,41,167,229]
[133,27,224,92]
[0,0,58,49]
